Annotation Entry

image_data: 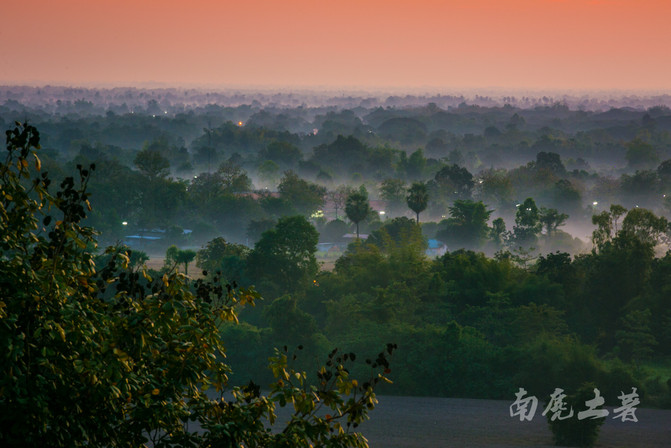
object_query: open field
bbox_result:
[354,396,671,448]
[145,257,204,279]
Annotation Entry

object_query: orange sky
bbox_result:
[1,0,670,91]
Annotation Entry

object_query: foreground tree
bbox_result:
[0,123,394,448]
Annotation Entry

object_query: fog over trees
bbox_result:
[4,86,671,447]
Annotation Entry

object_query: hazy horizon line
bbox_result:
[3,81,671,98]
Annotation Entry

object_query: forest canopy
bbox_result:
[0,123,395,448]
[3,87,671,445]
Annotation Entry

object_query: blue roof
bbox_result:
[427,239,444,249]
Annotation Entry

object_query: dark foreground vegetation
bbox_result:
[3,87,671,446]
[0,123,395,447]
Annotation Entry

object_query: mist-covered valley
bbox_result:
[4,85,671,447]
[3,85,671,253]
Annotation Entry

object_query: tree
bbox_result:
[0,123,394,448]
[534,151,566,176]
[404,148,427,180]
[246,218,277,244]
[547,383,605,448]
[136,175,187,231]
[165,245,197,275]
[587,207,661,343]
[406,182,429,223]
[311,135,369,176]
[319,218,349,242]
[478,168,513,207]
[591,204,627,250]
[143,134,188,169]
[489,217,507,248]
[278,170,326,216]
[379,178,406,215]
[217,160,253,193]
[345,188,372,239]
[438,200,493,249]
[551,179,582,213]
[512,197,541,247]
[433,164,474,200]
[621,207,668,247]
[260,141,302,168]
[367,216,427,255]
[263,295,318,345]
[615,309,658,362]
[196,237,249,273]
[246,215,320,295]
[328,185,354,220]
[188,171,224,203]
[620,170,659,204]
[625,138,659,169]
[258,159,280,188]
[539,207,569,237]
[657,158,671,188]
[133,148,170,179]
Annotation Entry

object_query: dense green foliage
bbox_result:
[0,123,395,448]
[211,210,671,409]
[4,91,671,444]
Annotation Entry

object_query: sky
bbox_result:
[1,0,670,92]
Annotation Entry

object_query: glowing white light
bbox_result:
[122,221,128,226]
[592,201,598,206]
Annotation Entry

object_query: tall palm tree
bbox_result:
[345,190,371,239]
[406,182,428,223]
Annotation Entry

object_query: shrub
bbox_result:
[547,383,605,447]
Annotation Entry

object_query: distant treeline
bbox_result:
[3,92,671,255]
